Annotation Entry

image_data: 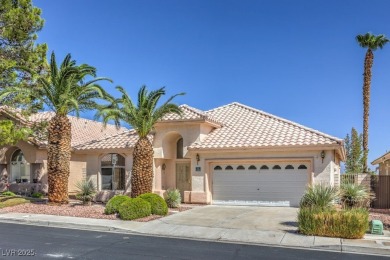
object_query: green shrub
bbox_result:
[118,198,151,220]
[105,195,131,215]
[75,180,97,204]
[0,197,30,209]
[299,184,338,210]
[137,193,168,216]
[340,183,374,208]
[298,207,369,239]
[31,192,44,198]
[165,189,181,208]
[1,191,16,196]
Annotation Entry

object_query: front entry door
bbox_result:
[176,163,191,202]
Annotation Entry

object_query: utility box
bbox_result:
[370,220,384,235]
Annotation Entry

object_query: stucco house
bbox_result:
[372,151,390,175]
[0,102,345,206]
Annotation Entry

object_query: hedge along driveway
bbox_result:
[160,205,298,232]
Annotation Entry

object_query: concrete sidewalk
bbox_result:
[0,212,390,256]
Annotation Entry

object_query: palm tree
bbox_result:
[356,33,389,173]
[97,85,184,197]
[0,51,112,203]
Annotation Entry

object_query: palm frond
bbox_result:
[356,32,389,50]
[97,85,184,137]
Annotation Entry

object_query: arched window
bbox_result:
[225,165,233,170]
[176,138,183,159]
[298,165,307,170]
[101,154,126,190]
[260,165,269,170]
[285,165,294,169]
[214,166,222,170]
[248,165,257,170]
[10,149,30,183]
[272,165,281,170]
[237,165,245,170]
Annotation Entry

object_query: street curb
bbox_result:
[342,245,390,256]
[1,217,390,257]
[0,217,134,234]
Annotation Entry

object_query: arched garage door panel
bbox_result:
[212,164,309,206]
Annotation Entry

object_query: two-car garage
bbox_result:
[211,162,310,207]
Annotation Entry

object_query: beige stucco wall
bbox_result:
[151,122,342,204]
[68,154,87,194]
[151,127,341,204]
[153,122,214,159]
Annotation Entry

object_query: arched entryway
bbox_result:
[159,132,191,201]
[10,149,30,183]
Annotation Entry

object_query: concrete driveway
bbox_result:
[161,205,298,232]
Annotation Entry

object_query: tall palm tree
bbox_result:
[356,33,389,173]
[97,85,184,197]
[0,51,112,203]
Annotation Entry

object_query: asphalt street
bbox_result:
[0,222,386,259]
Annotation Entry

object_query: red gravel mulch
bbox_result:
[369,209,390,230]
[0,199,198,222]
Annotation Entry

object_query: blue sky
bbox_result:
[34,0,390,168]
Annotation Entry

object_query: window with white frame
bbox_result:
[10,149,30,183]
[101,154,125,190]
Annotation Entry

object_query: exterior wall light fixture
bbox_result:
[196,154,200,164]
[321,150,326,163]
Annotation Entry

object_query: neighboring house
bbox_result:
[0,102,345,206]
[372,151,390,175]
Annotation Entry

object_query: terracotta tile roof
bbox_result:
[189,102,342,150]
[1,103,343,152]
[73,130,151,151]
[28,112,128,147]
[161,104,222,126]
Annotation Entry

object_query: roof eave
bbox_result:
[372,151,390,165]
[188,143,344,152]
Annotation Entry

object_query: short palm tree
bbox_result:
[97,85,184,197]
[356,33,389,173]
[0,51,112,203]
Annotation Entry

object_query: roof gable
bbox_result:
[160,104,222,126]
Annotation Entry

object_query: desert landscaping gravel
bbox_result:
[0,202,118,219]
[370,209,390,229]
[0,200,197,221]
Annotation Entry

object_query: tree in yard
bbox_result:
[0,120,31,146]
[344,128,364,174]
[0,52,112,203]
[0,0,48,112]
[356,33,389,173]
[97,86,184,197]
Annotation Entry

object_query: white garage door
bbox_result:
[212,163,309,207]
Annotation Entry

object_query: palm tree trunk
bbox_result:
[131,137,153,197]
[362,49,373,173]
[47,115,71,203]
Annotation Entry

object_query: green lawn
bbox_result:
[0,196,30,209]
